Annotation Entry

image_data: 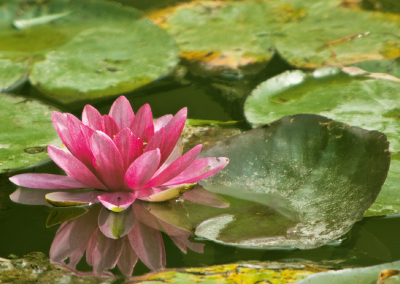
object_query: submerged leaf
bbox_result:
[197,114,389,248]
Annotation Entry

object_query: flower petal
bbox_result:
[67,114,95,170]
[129,204,166,270]
[90,131,125,190]
[98,205,136,239]
[181,185,229,208]
[45,191,102,206]
[144,127,164,154]
[145,144,202,188]
[82,104,105,132]
[130,103,154,143]
[113,128,143,171]
[125,149,161,189]
[91,233,123,274]
[10,188,52,206]
[9,173,88,189]
[48,145,107,190]
[103,114,119,138]
[109,96,135,130]
[117,238,138,277]
[154,114,173,132]
[50,205,100,265]
[97,191,137,212]
[163,157,230,186]
[160,108,187,164]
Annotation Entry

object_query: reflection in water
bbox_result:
[50,201,204,276]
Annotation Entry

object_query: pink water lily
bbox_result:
[9,96,229,212]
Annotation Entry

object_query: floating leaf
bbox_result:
[0,0,179,107]
[129,262,317,284]
[150,0,400,73]
[0,93,61,173]
[46,206,88,228]
[196,114,389,248]
[148,1,277,76]
[244,69,400,216]
[296,260,400,284]
[351,58,400,79]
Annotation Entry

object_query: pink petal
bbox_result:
[97,191,137,212]
[156,138,184,174]
[50,206,100,265]
[145,144,202,188]
[9,173,88,189]
[113,128,143,171]
[125,149,161,189]
[10,188,52,206]
[129,204,166,270]
[53,112,94,170]
[154,114,173,132]
[90,131,125,190]
[51,111,71,149]
[163,157,230,186]
[109,96,135,129]
[45,191,102,206]
[181,185,229,208]
[48,145,107,190]
[144,127,164,153]
[117,237,138,277]
[82,104,105,132]
[103,114,119,138]
[91,233,123,274]
[130,104,154,143]
[66,114,95,170]
[98,205,136,239]
[160,108,187,164]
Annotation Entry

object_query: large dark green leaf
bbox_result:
[196,114,389,248]
[0,93,61,173]
[244,69,400,216]
[0,0,179,106]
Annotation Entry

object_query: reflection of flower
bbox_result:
[51,202,204,276]
[9,96,229,212]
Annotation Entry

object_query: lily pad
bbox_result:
[0,0,179,107]
[148,1,277,76]
[244,69,400,216]
[297,260,400,284]
[196,114,389,248]
[150,0,400,73]
[351,58,400,79]
[0,93,61,173]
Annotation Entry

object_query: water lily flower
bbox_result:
[9,96,229,212]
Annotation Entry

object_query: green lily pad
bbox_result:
[244,69,400,216]
[151,0,400,73]
[0,59,28,91]
[0,0,179,107]
[149,1,277,76]
[0,93,61,173]
[297,260,400,284]
[196,114,389,248]
[351,58,400,79]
